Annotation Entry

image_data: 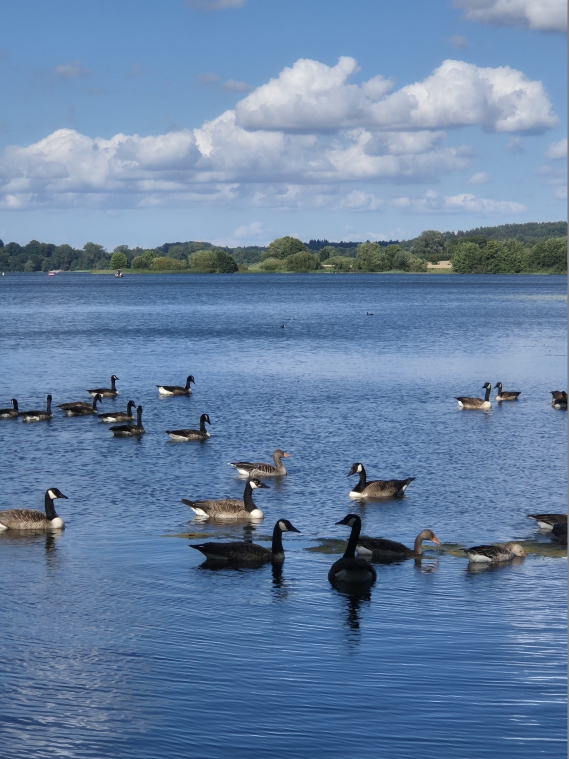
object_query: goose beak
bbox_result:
[432,535,440,545]
[59,493,68,500]
[283,452,291,458]
[289,525,301,533]
[257,481,270,489]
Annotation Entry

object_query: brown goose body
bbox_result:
[166,413,211,441]
[0,488,67,531]
[456,382,492,410]
[494,383,520,402]
[229,449,290,477]
[157,375,195,396]
[182,479,268,520]
[356,529,440,561]
[109,406,145,436]
[463,542,525,563]
[191,519,300,562]
[0,399,19,419]
[87,375,119,398]
[329,514,376,584]
[527,513,567,530]
[20,394,53,422]
[59,394,103,416]
[347,463,414,499]
[99,400,136,423]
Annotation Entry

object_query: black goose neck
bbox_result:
[271,523,285,558]
[243,481,256,512]
[344,517,362,559]
[484,386,491,401]
[199,416,207,433]
[46,396,52,413]
[110,377,116,390]
[44,492,57,520]
[354,467,367,492]
[136,408,143,427]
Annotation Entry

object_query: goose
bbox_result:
[527,513,567,531]
[58,393,103,416]
[347,463,415,499]
[99,400,136,423]
[157,375,195,396]
[87,375,119,398]
[463,543,526,563]
[182,479,268,520]
[228,449,290,477]
[109,406,145,436]
[494,383,521,402]
[551,390,566,400]
[20,394,53,422]
[166,413,211,441]
[329,514,376,584]
[456,382,492,410]
[551,391,567,409]
[356,529,440,561]
[191,519,300,563]
[0,488,68,530]
[0,398,19,419]
[551,522,567,545]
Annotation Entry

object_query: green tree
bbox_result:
[525,237,567,273]
[132,249,157,269]
[258,257,285,271]
[451,242,486,273]
[284,251,320,272]
[189,250,217,272]
[262,236,307,261]
[110,252,129,269]
[214,250,238,273]
[411,230,446,263]
[150,256,187,270]
[357,242,390,272]
[406,255,429,272]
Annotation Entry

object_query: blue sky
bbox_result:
[0,0,566,248]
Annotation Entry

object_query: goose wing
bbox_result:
[182,498,245,516]
[328,556,377,582]
[501,391,521,400]
[157,385,184,393]
[528,513,567,528]
[464,544,510,561]
[167,428,202,437]
[58,401,92,410]
[191,542,272,562]
[363,478,414,497]
[99,411,129,421]
[455,396,485,407]
[357,536,409,556]
[0,509,47,529]
[229,461,276,475]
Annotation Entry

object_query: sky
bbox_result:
[0,0,566,249]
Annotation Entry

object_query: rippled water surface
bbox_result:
[0,273,566,758]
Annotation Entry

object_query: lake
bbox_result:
[0,272,566,758]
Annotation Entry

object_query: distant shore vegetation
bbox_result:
[0,221,566,275]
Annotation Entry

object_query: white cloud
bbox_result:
[337,190,383,211]
[554,186,567,199]
[185,0,248,8]
[391,189,527,214]
[448,35,470,48]
[545,138,567,159]
[236,57,557,133]
[196,72,221,85]
[506,136,523,153]
[233,221,268,240]
[467,171,492,183]
[222,79,253,93]
[454,0,567,32]
[53,60,92,79]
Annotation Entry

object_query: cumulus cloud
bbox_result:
[233,221,268,240]
[467,171,492,183]
[391,189,526,214]
[53,60,92,79]
[453,0,567,32]
[545,138,567,159]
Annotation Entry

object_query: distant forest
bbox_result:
[0,220,566,274]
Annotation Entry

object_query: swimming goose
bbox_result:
[328,514,376,584]
[455,382,492,410]
[0,399,19,419]
[463,543,526,563]
[109,406,145,436]
[87,375,119,398]
[0,488,68,530]
[182,479,268,520]
[551,391,567,409]
[551,390,565,400]
[356,529,440,561]
[157,375,195,396]
[20,394,53,422]
[166,413,211,441]
[191,519,300,563]
[527,513,567,530]
[551,522,567,545]
[228,449,290,477]
[494,383,521,402]
[99,400,136,422]
[347,463,415,499]
[58,394,103,416]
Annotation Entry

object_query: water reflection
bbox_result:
[413,556,440,574]
[332,585,372,647]
[465,556,526,574]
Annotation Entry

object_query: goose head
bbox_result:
[200,413,211,426]
[336,514,361,527]
[503,542,526,557]
[347,463,364,477]
[94,393,103,404]
[47,488,68,501]
[482,382,491,390]
[111,375,119,381]
[274,449,290,459]
[418,529,440,545]
[127,400,136,412]
[249,478,269,490]
[186,375,195,386]
[277,519,300,533]
[494,382,502,390]
[11,398,18,410]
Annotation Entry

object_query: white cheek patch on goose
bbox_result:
[357,465,363,472]
[48,489,58,499]
[278,521,287,531]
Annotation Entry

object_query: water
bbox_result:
[0,273,566,758]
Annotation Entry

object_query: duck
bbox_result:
[494,382,521,402]
[99,400,136,423]
[109,405,145,436]
[58,393,103,416]
[166,413,211,441]
[20,394,53,422]
[550,522,567,545]
[156,375,195,396]
[0,398,19,419]
[328,514,376,584]
[551,391,567,409]
[182,479,268,520]
[87,375,119,398]
[527,513,567,531]
[463,543,526,563]
[228,449,290,477]
[356,529,440,561]
[456,382,492,410]
[191,519,300,563]
[0,488,68,530]
[347,463,415,499]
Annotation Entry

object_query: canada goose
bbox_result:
[20,394,53,422]
[191,519,300,563]
[0,488,68,530]
[87,375,119,398]
[456,382,492,410]
[494,383,521,402]
[356,529,440,561]
[329,515,376,584]
[0,399,19,419]
[551,522,567,545]
[109,406,145,436]
[229,449,290,477]
[166,413,211,441]
[551,390,566,400]
[527,513,567,531]
[551,391,567,409]
[157,375,195,396]
[347,463,415,499]
[58,393,103,416]
[99,400,136,423]
[463,543,526,563]
[182,479,268,520]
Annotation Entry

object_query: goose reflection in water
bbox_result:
[332,586,372,647]
[413,556,440,574]
[466,555,526,574]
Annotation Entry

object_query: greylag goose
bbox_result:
[527,513,567,530]
[356,529,440,561]
[87,375,119,398]
[328,514,376,584]
[20,394,53,421]
[99,400,136,422]
[191,519,300,562]
[228,449,290,477]
[494,383,521,402]
[0,399,19,419]
[347,463,415,499]
[463,543,525,563]
[58,394,103,416]
[109,406,145,436]
[456,382,492,410]
[0,488,68,530]
[157,375,195,396]
[166,413,211,441]
[182,479,268,520]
